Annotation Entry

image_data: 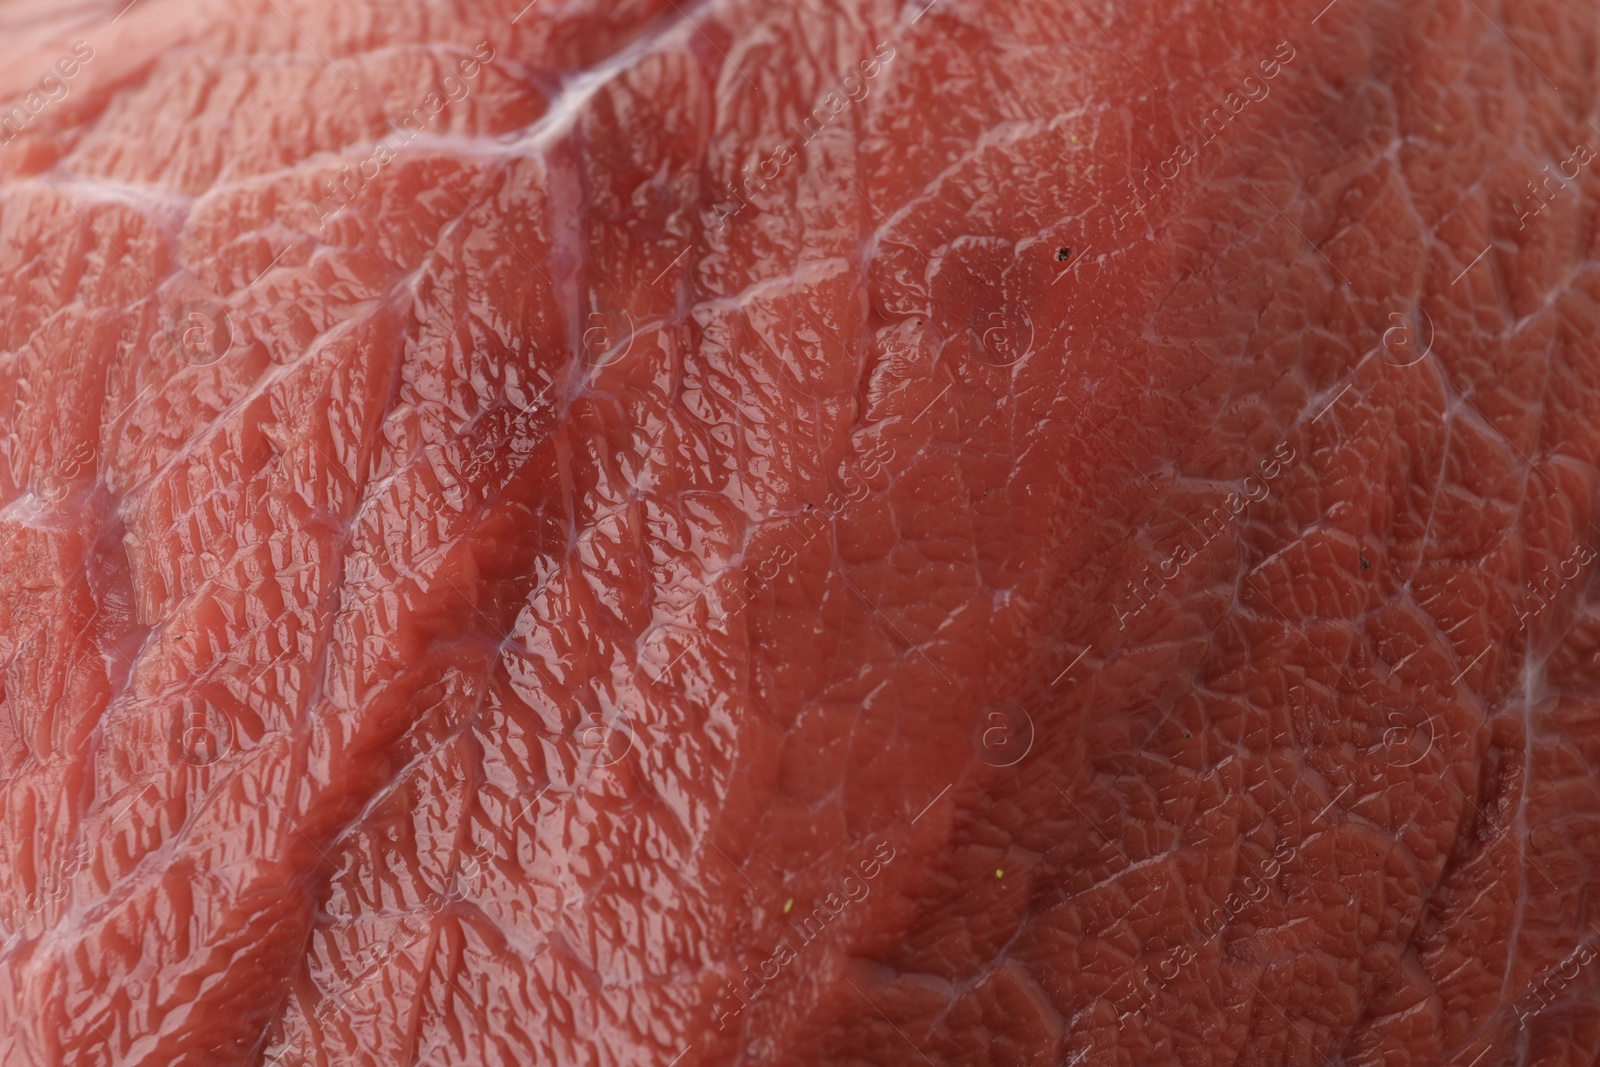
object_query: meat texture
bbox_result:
[1,0,1599,1064]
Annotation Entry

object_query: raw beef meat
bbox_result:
[1,0,1599,1064]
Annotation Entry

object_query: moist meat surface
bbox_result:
[2,0,1600,1064]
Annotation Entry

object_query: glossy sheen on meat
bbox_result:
[2,0,1600,1064]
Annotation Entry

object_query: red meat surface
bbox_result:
[2,0,1599,1064]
